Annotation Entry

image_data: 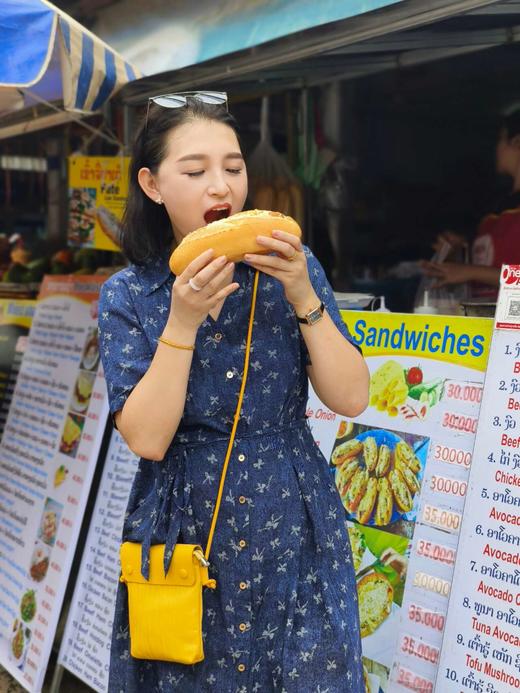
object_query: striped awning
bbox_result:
[0,0,141,115]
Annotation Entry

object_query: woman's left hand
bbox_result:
[244,230,317,314]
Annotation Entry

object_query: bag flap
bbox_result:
[120,542,201,586]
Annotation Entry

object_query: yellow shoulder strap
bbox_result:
[204,270,260,562]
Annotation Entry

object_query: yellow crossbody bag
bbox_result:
[119,271,259,664]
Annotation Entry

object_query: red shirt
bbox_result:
[472,193,520,298]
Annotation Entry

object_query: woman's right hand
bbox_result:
[167,249,239,331]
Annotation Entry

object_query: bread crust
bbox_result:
[169,209,302,275]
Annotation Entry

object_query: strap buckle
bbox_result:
[194,549,210,567]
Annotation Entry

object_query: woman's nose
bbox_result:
[207,172,229,196]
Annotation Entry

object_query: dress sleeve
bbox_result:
[98,273,154,416]
[301,247,362,364]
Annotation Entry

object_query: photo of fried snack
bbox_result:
[374,478,393,526]
[337,458,360,496]
[388,469,414,512]
[331,438,362,466]
[332,426,426,527]
[375,444,391,478]
[356,478,378,524]
[395,440,421,473]
[394,458,421,494]
[357,573,394,638]
[344,468,369,513]
[362,436,377,473]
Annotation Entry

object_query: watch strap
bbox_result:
[296,301,325,324]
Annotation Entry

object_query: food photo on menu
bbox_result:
[68,188,97,246]
[28,541,50,583]
[38,498,63,547]
[368,359,445,422]
[70,369,96,414]
[8,618,31,670]
[59,412,85,458]
[80,326,100,371]
[18,589,37,625]
[331,421,428,531]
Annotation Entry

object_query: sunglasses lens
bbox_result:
[151,95,187,108]
[197,92,227,105]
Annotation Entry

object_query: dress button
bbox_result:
[238,454,246,462]
[239,495,246,504]
[238,539,247,549]
[214,332,223,342]
[226,370,234,379]
[239,581,247,590]
[237,664,246,673]
[239,622,248,632]
[179,569,188,579]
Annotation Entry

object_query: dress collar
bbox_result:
[134,255,172,296]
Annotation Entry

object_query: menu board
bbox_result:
[0,275,109,692]
[437,266,520,692]
[68,156,130,251]
[0,300,35,441]
[307,311,493,693]
[58,430,138,692]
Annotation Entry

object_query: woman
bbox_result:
[422,111,520,299]
[99,93,369,692]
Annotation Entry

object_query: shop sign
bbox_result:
[308,310,493,692]
[68,156,130,252]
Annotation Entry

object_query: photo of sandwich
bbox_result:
[96,205,122,247]
[330,424,428,527]
[70,370,96,414]
[59,412,85,458]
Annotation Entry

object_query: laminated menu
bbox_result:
[307,311,493,693]
[58,429,138,693]
[437,266,520,692]
[0,276,109,692]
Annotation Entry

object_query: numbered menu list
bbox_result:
[59,430,138,693]
[437,266,520,693]
[0,276,109,693]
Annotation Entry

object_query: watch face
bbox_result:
[307,308,323,325]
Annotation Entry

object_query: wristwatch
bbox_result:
[296,301,325,326]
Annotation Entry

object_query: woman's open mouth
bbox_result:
[204,204,231,224]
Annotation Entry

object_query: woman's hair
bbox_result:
[503,110,520,141]
[121,98,239,265]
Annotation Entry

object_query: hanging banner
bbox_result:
[308,311,493,693]
[0,300,35,441]
[68,156,130,252]
[0,275,109,693]
[437,266,520,692]
[58,430,138,692]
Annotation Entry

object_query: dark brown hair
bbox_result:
[121,98,239,265]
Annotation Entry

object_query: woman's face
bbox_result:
[143,118,248,244]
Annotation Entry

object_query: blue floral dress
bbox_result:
[98,247,364,693]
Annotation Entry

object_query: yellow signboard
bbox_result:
[68,156,130,252]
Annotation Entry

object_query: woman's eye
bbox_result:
[227,168,243,175]
[186,171,204,177]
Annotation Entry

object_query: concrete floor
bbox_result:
[0,665,93,692]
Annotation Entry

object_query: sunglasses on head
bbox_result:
[145,91,228,131]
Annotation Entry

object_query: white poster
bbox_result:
[307,311,493,692]
[58,430,138,692]
[437,266,520,693]
[0,276,109,692]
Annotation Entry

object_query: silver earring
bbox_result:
[156,197,163,205]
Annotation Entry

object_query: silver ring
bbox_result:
[188,277,203,292]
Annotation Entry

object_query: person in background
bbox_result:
[422,110,520,299]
